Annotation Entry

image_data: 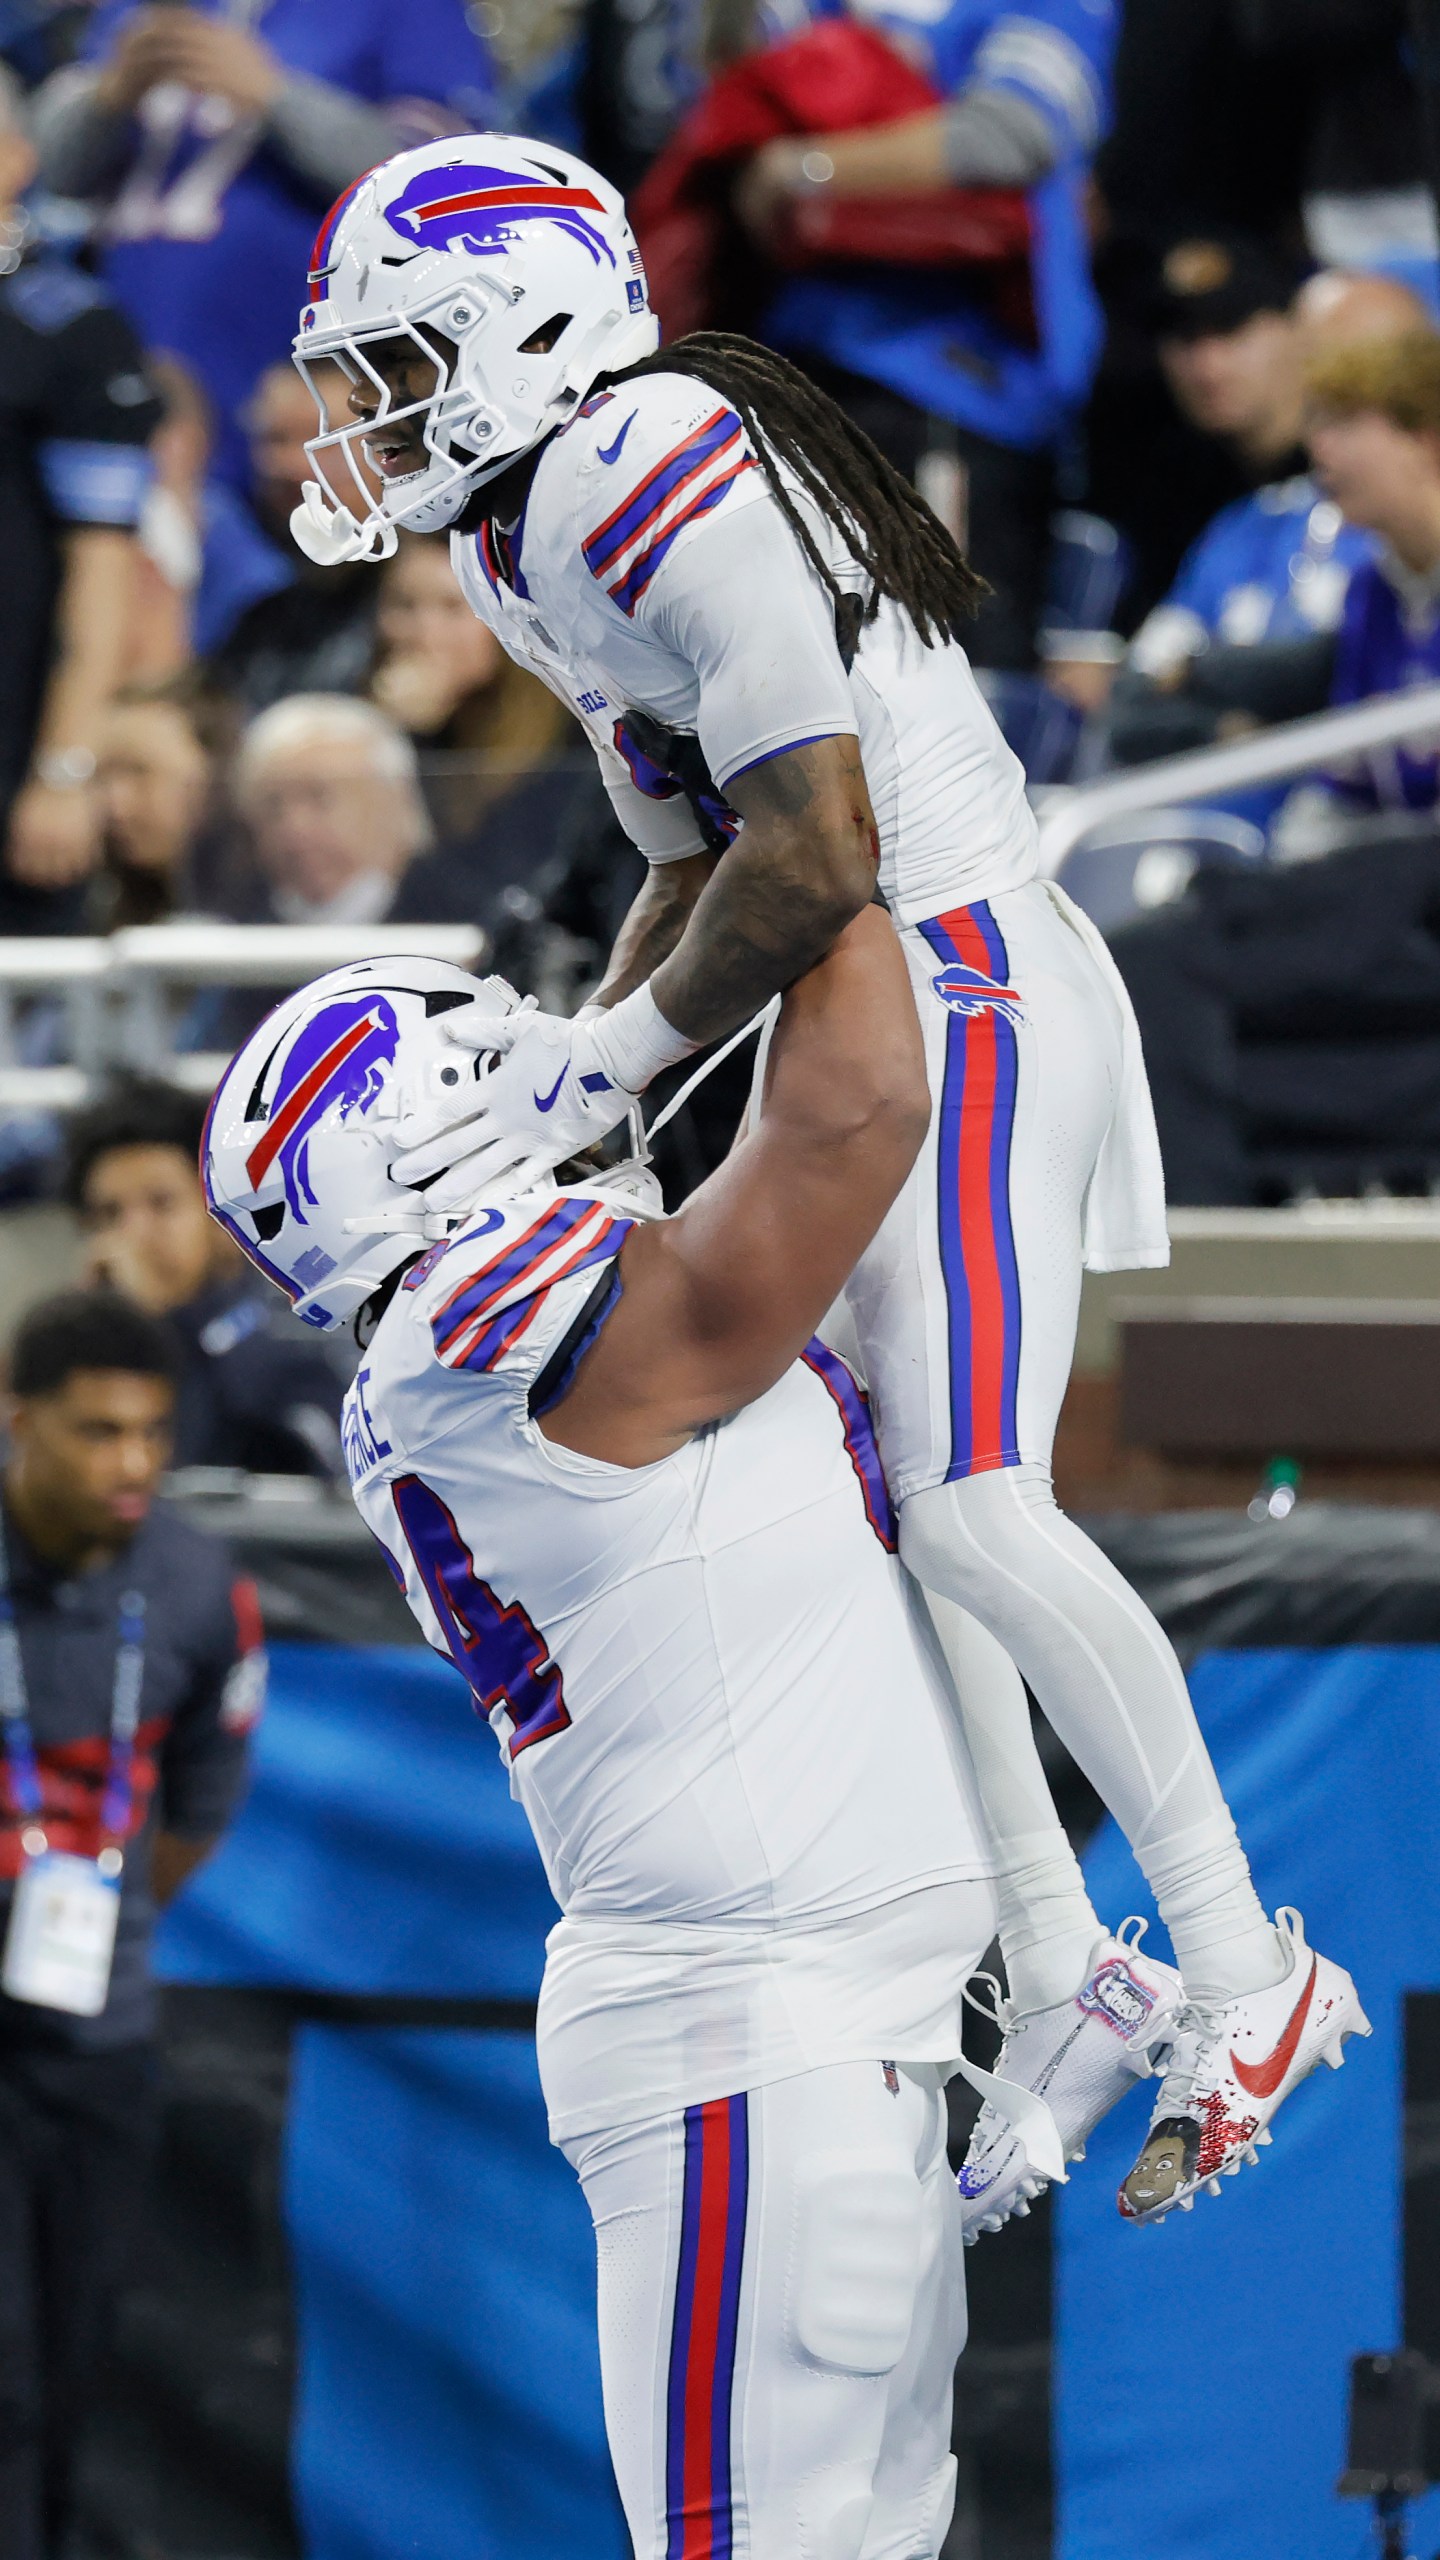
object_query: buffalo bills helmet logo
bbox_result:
[244,996,401,1224]
[383,162,616,269]
[931,961,1025,1023]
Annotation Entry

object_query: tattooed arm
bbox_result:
[592,735,878,1044]
[650,734,879,1046]
[591,852,715,1010]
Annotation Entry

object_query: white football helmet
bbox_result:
[203,958,661,1334]
[290,134,660,564]
[202,958,535,1332]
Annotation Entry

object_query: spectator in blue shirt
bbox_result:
[1106,269,1427,820]
[31,0,493,486]
[730,0,1119,668]
[1300,326,1440,820]
[1105,322,1440,1204]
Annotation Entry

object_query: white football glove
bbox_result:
[391,1003,640,1203]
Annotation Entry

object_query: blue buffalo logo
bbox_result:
[931,960,1024,1024]
[245,995,401,1224]
[382,162,615,269]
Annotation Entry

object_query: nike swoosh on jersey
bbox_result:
[533,1066,568,1114]
[597,411,636,466]
[1231,1956,1317,2099]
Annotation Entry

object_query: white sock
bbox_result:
[1136,1812,1286,2002]
[995,1826,1105,2013]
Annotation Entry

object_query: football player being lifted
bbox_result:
[286,137,1365,2233]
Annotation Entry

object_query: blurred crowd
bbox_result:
[0,0,1435,1260]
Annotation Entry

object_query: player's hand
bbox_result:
[391,1006,638,1205]
[4,781,101,890]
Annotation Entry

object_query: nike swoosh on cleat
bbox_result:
[1231,1956,1317,2099]
[533,1067,568,1114]
[597,412,637,466]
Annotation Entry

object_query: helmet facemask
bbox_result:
[293,294,511,563]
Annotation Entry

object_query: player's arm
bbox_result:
[540,905,927,1467]
[645,732,879,1045]
[591,851,715,1008]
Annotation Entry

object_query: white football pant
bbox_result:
[563,2060,966,2560]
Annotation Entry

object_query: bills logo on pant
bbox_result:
[930,960,1025,1023]
[382,163,616,268]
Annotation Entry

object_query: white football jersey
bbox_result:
[450,370,1039,926]
[343,1185,996,2134]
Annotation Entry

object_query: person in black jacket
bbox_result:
[0,71,161,935]
[66,1079,346,1476]
[0,1290,263,2559]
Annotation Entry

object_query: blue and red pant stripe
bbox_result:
[919,901,1023,1479]
[665,2093,749,2560]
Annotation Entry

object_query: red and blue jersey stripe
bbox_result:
[430,1200,631,1372]
[919,901,1023,1479]
[802,1339,898,1550]
[665,2094,748,2560]
[583,409,757,617]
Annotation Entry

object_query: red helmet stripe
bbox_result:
[404,183,605,221]
[244,1010,382,1187]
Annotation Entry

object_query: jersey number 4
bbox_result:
[392,1474,571,1758]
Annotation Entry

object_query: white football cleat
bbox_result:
[957,1922,1183,2244]
[1117,1907,1371,2226]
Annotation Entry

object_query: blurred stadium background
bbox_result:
[1,0,1439,2553]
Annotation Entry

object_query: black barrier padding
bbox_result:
[74,1989,299,2560]
[1404,1993,1440,2484]
[171,1487,421,1648]
[1085,1506,1440,1658]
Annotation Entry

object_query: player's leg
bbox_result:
[849,886,1354,2226]
[887,883,1282,2007]
[563,2057,969,2560]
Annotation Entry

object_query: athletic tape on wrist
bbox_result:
[587,983,698,1096]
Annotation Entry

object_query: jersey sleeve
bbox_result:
[968,0,1117,158]
[574,381,857,793]
[640,499,859,794]
[595,731,710,862]
[27,283,160,529]
[422,1195,635,1387]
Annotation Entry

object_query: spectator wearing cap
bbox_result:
[1086,232,1313,633]
[68,1079,345,1476]
[0,71,162,937]
[0,1289,263,2559]
[31,1,494,490]
[1105,271,1430,812]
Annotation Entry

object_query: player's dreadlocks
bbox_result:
[614,332,988,647]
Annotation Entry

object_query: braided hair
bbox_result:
[614,331,987,645]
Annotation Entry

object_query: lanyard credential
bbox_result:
[0,1512,146,1877]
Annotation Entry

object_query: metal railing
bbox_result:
[3,686,1440,1117]
[1034,681,1440,875]
[0,921,487,1114]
